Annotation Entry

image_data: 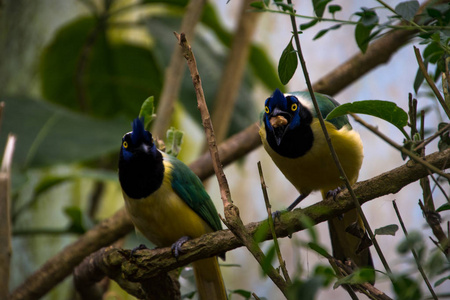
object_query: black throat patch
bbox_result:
[118,149,164,199]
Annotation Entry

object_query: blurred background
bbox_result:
[1,0,449,299]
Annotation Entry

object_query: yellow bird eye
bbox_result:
[123,141,128,148]
[265,106,270,114]
[291,103,298,111]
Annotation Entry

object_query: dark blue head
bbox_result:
[263,89,313,158]
[119,117,164,199]
[121,117,155,161]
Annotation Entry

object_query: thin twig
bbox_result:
[257,162,291,284]
[414,46,450,119]
[392,200,438,300]
[174,31,290,297]
[287,0,392,275]
[414,123,450,152]
[418,200,450,257]
[351,113,450,180]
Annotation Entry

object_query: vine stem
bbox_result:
[286,0,392,274]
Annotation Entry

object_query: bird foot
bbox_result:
[271,210,284,220]
[326,187,343,201]
[171,236,190,259]
[130,244,148,258]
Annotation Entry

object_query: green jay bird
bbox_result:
[259,89,373,273]
[118,118,227,300]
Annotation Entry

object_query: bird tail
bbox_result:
[192,257,227,300]
[327,208,373,270]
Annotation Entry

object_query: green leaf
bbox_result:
[230,289,252,299]
[397,231,424,254]
[278,36,298,85]
[413,62,427,93]
[40,16,163,119]
[139,96,157,130]
[308,242,331,258]
[395,1,420,21]
[64,206,94,234]
[165,127,184,157]
[313,265,335,286]
[261,244,276,276]
[288,277,324,300]
[374,224,399,236]
[328,5,342,16]
[354,8,378,53]
[313,24,341,40]
[254,221,270,243]
[391,274,422,300]
[313,0,332,18]
[299,214,318,244]
[434,275,450,287]
[250,1,264,9]
[275,2,294,13]
[334,268,376,287]
[0,97,129,168]
[300,19,318,30]
[436,203,450,212]
[326,100,408,133]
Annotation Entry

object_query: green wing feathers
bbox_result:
[165,154,223,232]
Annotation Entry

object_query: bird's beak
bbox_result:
[139,143,150,153]
[269,107,290,146]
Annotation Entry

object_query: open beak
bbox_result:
[269,107,290,146]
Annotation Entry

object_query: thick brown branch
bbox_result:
[74,149,450,291]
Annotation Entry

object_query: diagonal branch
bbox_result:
[175,31,290,296]
[74,149,450,293]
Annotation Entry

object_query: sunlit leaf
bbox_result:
[326,100,408,133]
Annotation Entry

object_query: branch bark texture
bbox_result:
[74,149,450,291]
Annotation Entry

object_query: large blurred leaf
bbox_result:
[0,97,130,169]
[147,16,258,136]
[40,16,163,118]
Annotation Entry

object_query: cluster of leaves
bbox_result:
[250,0,450,86]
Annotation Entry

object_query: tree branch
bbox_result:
[210,0,260,143]
[151,0,207,139]
[175,31,290,296]
[73,149,450,295]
